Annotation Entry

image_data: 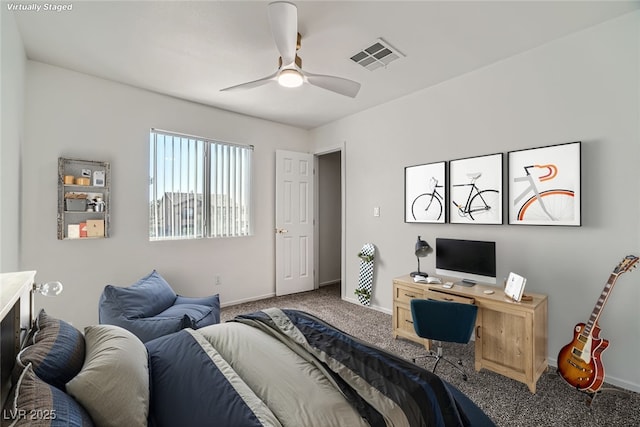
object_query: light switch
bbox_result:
[373,207,380,217]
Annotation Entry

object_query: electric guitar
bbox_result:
[557,255,638,394]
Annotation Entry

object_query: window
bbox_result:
[149,129,253,240]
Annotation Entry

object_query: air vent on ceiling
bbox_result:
[350,38,405,71]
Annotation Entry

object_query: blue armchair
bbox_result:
[99,270,220,342]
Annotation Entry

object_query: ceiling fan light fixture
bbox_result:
[221,2,360,97]
[278,69,304,88]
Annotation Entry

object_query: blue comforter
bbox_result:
[145,308,495,427]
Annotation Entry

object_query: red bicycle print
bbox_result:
[513,164,574,221]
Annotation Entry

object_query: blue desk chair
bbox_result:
[410,298,478,380]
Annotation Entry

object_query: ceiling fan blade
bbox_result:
[220,71,279,92]
[268,1,298,65]
[303,71,361,98]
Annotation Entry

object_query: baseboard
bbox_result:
[547,358,640,393]
[343,296,392,315]
[320,279,341,287]
[221,293,276,308]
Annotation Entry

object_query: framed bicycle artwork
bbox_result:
[449,153,503,224]
[405,161,447,223]
[508,141,581,226]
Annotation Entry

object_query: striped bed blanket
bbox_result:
[146,308,495,427]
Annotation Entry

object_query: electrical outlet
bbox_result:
[215,275,221,286]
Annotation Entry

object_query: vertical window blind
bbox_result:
[149,129,253,240]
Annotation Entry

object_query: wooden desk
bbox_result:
[393,275,548,393]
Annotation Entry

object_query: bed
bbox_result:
[1,273,495,427]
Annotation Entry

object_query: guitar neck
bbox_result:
[582,273,618,337]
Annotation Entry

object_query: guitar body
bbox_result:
[557,322,609,393]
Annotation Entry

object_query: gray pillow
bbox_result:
[66,325,149,427]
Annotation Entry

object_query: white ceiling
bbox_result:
[13,1,640,129]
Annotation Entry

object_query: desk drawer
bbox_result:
[394,283,423,305]
[425,289,475,304]
[395,305,417,335]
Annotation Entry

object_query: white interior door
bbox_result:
[275,150,314,296]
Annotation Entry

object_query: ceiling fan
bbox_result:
[221,1,361,98]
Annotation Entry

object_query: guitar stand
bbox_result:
[584,387,630,408]
[553,369,630,409]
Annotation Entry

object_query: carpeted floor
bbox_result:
[220,284,640,427]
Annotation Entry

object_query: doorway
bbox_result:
[316,150,343,294]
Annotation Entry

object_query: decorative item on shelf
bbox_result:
[86,219,105,237]
[94,197,105,212]
[65,193,88,211]
[75,177,90,186]
[68,224,80,239]
[64,175,75,185]
[410,235,431,277]
[93,170,105,187]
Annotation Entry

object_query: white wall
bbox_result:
[312,12,640,392]
[0,11,26,272]
[21,62,311,330]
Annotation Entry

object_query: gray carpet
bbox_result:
[220,284,640,427]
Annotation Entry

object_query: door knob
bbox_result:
[275,228,288,234]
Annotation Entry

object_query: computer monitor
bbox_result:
[435,238,496,285]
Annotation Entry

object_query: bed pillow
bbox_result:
[66,325,149,427]
[15,309,85,391]
[101,270,177,318]
[3,363,94,427]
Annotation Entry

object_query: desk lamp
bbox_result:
[410,236,431,277]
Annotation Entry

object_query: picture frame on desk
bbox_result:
[505,272,526,302]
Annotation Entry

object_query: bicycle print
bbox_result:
[411,177,444,221]
[512,164,574,221]
[451,173,500,221]
[508,142,581,226]
[405,161,446,223]
[449,153,503,224]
